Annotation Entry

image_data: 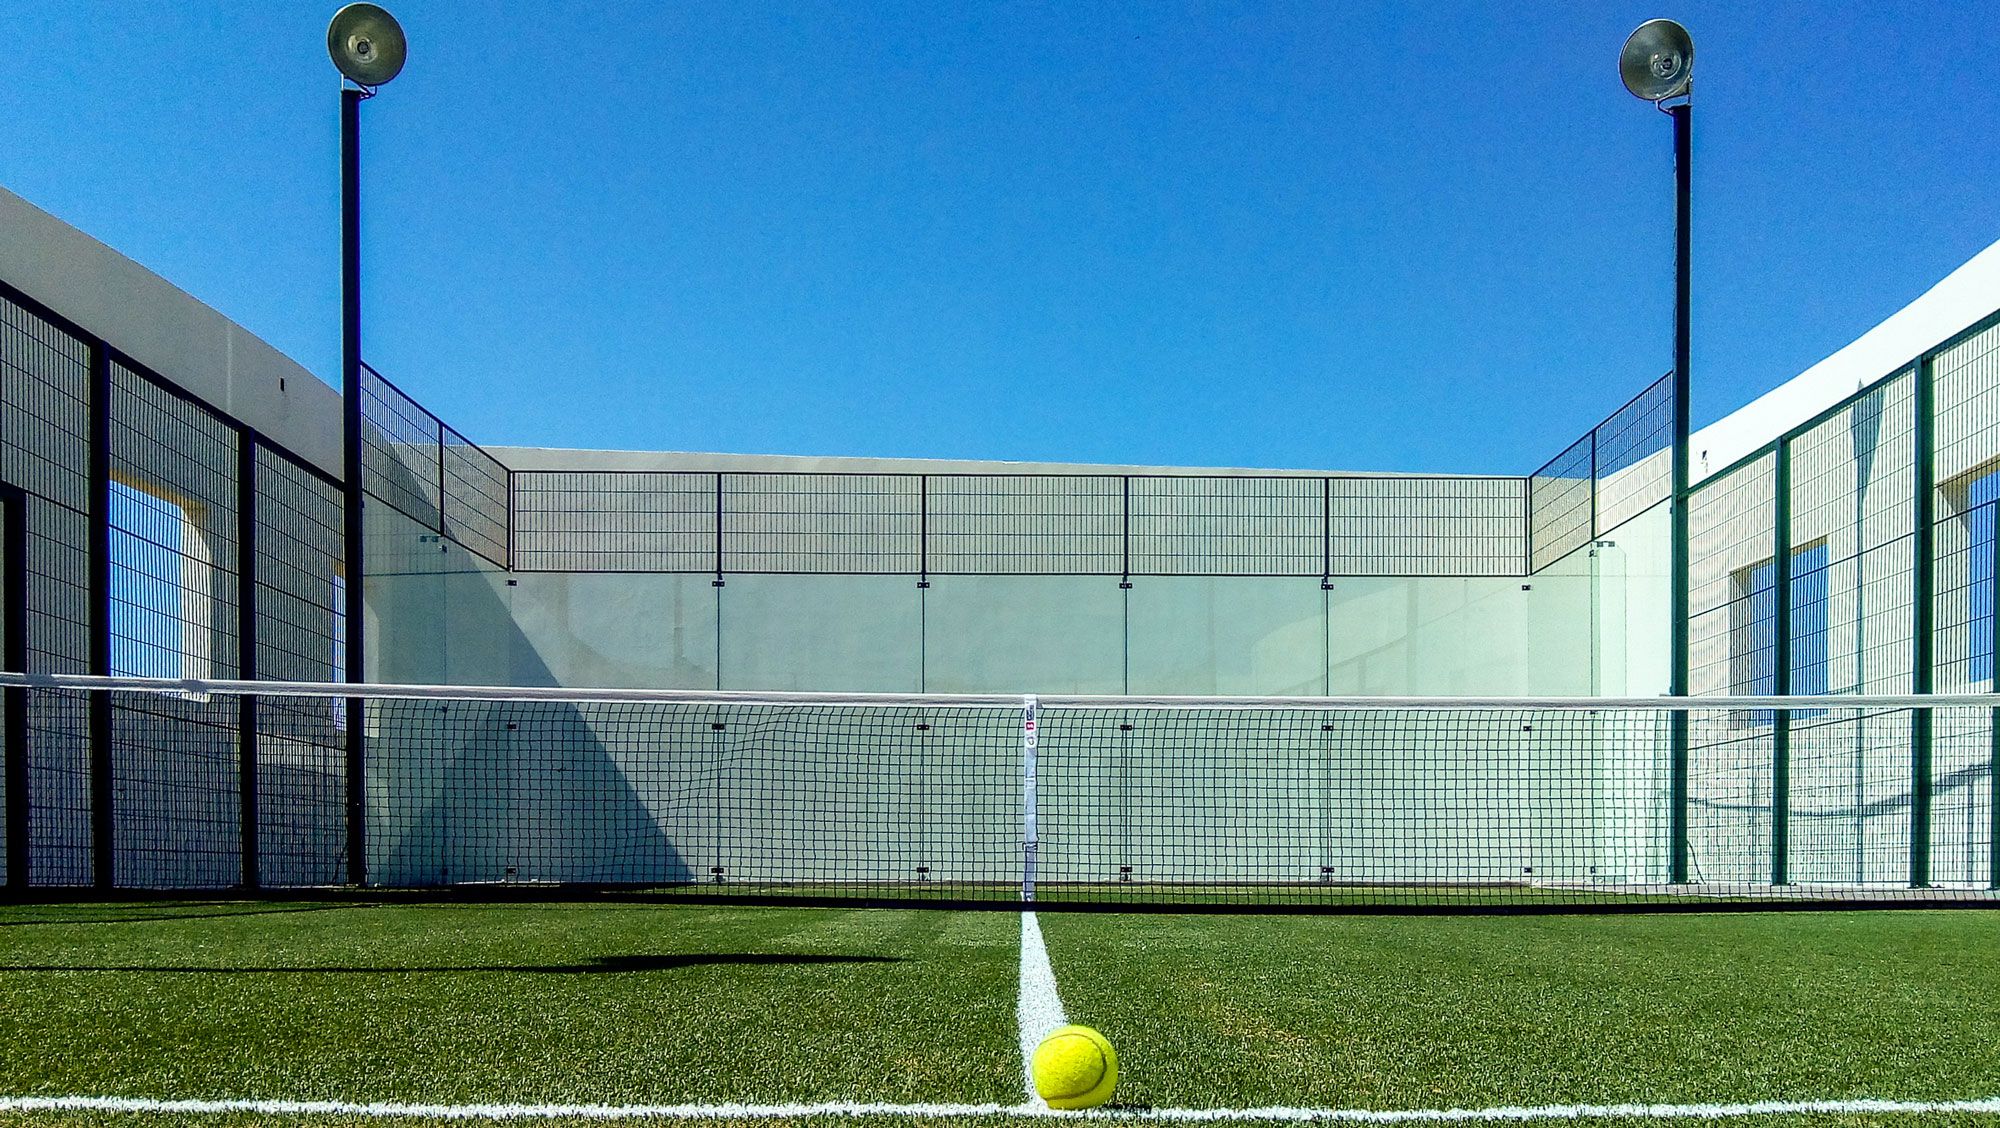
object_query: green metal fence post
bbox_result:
[1911,353,1936,889]
[1667,103,1693,885]
[1772,436,1791,886]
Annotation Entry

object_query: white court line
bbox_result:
[5,1093,2000,1122]
[1018,910,1071,1108]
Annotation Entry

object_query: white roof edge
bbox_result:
[0,185,342,477]
[1691,236,2000,482]
[482,445,1520,479]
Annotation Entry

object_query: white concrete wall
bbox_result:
[0,186,339,477]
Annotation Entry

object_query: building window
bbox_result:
[108,477,212,679]
[1954,467,2000,685]
[1730,540,1830,721]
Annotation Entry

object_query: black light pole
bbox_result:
[328,2,407,888]
[1620,19,1695,884]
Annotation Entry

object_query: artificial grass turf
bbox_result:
[7,1110,2000,1128]
[6,904,2000,1128]
[0,903,1020,1107]
[1039,910,2000,1115]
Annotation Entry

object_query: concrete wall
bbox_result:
[0,187,338,477]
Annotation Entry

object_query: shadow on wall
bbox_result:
[366,503,693,887]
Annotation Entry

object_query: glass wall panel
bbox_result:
[1127,577,1323,695]
[507,572,719,690]
[1328,576,1585,695]
[720,575,922,692]
[438,539,516,686]
[363,499,447,685]
[922,576,1124,694]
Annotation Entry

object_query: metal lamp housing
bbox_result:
[328,3,407,87]
[1620,19,1693,102]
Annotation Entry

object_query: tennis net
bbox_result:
[2,672,1998,911]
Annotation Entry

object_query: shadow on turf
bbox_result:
[0,904,374,927]
[0,953,904,974]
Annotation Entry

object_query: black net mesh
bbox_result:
[5,677,1997,911]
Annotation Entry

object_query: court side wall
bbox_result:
[467,526,1660,697]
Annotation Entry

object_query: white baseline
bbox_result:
[4,1093,2000,1122]
[1018,910,1072,1107]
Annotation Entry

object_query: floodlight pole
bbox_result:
[1666,100,1692,885]
[341,84,368,888]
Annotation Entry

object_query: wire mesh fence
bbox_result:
[510,472,1532,579]
[360,364,510,571]
[1527,374,1677,573]
[2,672,1996,911]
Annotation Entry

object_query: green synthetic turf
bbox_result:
[3,902,2000,1128]
[1042,910,2000,1114]
[0,903,1019,1106]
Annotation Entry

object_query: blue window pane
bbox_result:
[1967,471,2000,686]
[108,480,187,679]
[1735,542,1829,720]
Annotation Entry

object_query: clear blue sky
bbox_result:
[1,3,1993,473]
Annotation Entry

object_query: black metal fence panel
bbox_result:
[359,364,509,570]
[510,471,1530,578]
[1528,374,1676,574]
[106,362,244,888]
[0,292,93,886]
[0,278,362,891]
[251,447,348,887]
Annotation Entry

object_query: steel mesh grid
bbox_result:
[511,471,715,572]
[252,450,343,683]
[1929,702,1995,886]
[1683,716,1772,885]
[1935,327,2000,697]
[107,362,244,888]
[1687,453,1776,698]
[1127,477,1322,577]
[1791,375,1917,699]
[923,475,1123,576]
[508,473,1533,578]
[441,424,509,569]
[721,474,920,574]
[108,363,242,678]
[359,365,444,531]
[1325,477,1525,576]
[1930,324,2000,888]
[1528,434,1592,574]
[1,295,93,885]
[252,447,348,887]
[1593,375,1675,535]
[1933,322,2000,498]
[13,677,1990,905]
[364,698,1022,897]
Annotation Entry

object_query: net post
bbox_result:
[1021,694,1038,904]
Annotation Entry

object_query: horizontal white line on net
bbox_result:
[7,1093,2000,1123]
[2,671,1999,713]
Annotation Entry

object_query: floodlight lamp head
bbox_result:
[328,3,407,89]
[1619,19,1693,103]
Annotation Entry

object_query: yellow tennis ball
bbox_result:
[1031,1024,1118,1110]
